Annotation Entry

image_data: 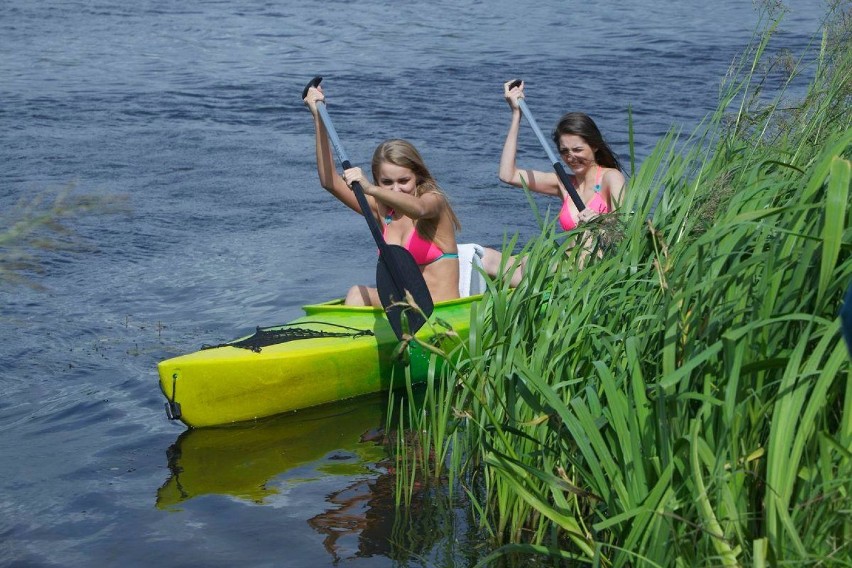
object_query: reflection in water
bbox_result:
[157,387,472,564]
[308,464,461,564]
[308,391,467,564]
[157,394,388,508]
[309,475,394,561]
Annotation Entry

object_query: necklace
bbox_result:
[574,165,601,193]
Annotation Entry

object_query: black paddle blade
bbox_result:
[376,244,434,339]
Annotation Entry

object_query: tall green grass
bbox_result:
[392,6,851,566]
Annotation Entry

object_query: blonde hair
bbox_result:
[371,139,461,231]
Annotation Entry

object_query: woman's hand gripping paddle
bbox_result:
[302,77,434,340]
[508,79,586,212]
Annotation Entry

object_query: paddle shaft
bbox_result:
[312,103,390,250]
[510,84,586,212]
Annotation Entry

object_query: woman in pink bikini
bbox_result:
[482,79,626,285]
[304,85,461,306]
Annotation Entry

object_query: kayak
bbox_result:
[158,294,482,428]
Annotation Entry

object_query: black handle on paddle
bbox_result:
[301,76,322,100]
[507,79,586,212]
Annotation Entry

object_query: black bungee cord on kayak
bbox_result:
[201,322,375,353]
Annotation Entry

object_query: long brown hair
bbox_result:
[551,112,622,171]
[371,139,461,231]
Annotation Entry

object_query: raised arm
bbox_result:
[303,86,370,215]
[497,80,560,197]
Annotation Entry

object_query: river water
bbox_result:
[0,1,830,566]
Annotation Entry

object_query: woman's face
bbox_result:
[377,163,417,194]
[557,134,596,173]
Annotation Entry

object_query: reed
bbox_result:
[392,5,851,566]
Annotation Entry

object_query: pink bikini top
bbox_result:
[558,166,609,231]
[383,211,458,266]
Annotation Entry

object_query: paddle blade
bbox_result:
[376,245,434,339]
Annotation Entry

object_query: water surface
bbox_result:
[0,1,829,565]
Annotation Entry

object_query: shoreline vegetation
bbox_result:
[393,4,850,566]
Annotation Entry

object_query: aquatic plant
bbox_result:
[392,4,851,566]
[0,185,126,289]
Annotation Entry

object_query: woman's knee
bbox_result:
[345,285,370,306]
[345,285,381,306]
[481,247,502,277]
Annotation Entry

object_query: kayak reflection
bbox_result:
[156,394,388,508]
[158,387,463,563]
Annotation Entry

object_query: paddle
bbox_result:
[508,79,586,211]
[302,76,434,340]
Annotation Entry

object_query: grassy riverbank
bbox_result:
[394,6,850,566]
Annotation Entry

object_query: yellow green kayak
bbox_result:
[158,294,481,428]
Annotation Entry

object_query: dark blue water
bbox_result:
[0,1,829,566]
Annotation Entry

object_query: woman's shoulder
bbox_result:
[600,168,626,206]
[601,167,625,188]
